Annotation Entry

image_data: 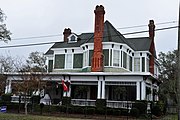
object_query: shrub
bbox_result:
[113,109,121,116]
[133,101,147,114]
[96,108,105,115]
[31,96,40,104]
[86,107,95,115]
[121,109,128,116]
[73,106,84,114]
[1,94,12,103]
[130,108,140,118]
[106,108,114,115]
[60,105,67,113]
[62,97,71,106]
[95,99,106,108]
[152,105,162,116]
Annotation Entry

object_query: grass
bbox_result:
[0,113,178,120]
[0,113,89,120]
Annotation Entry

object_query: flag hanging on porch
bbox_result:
[61,80,68,92]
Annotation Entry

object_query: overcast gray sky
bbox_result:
[0,0,179,59]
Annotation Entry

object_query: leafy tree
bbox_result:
[158,50,177,105]
[21,51,46,72]
[0,8,11,42]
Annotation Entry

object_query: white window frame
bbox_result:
[134,57,140,72]
[113,50,120,67]
[65,54,73,69]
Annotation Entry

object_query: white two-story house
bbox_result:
[5,5,160,108]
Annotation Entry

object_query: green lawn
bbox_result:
[0,113,178,120]
[0,113,89,120]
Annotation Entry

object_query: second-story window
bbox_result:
[73,54,83,68]
[103,49,109,66]
[134,58,140,72]
[142,57,145,72]
[129,56,132,71]
[65,54,73,69]
[146,58,149,72]
[113,50,120,67]
[83,50,88,67]
[48,60,53,72]
[123,52,127,69]
[54,54,65,69]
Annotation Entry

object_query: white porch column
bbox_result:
[156,86,159,101]
[97,80,101,99]
[101,80,105,99]
[5,80,12,94]
[63,91,67,97]
[141,81,146,100]
[136,81,140,100]
[67,85,71,97]
[150,84,153,101]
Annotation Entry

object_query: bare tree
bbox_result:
[12,72,46,115]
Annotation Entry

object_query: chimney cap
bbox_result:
[94,5,105,14]
[149,20,154,25]
[63,28,71,34]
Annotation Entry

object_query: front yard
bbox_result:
[0,113,90,120]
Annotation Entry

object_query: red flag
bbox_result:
[62,80,68,91]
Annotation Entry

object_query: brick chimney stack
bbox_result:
[91,5,105,72]
[63,28,71,42]
[148,20,155,75]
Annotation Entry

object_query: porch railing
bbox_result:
[107,100,134,109]
[71,99,96,106]
[71,99,134,109]
[11,96,31,103]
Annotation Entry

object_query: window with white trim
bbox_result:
[113,50,120,67]
[134,58,140,72]
[123,52,127,69]
[65,54,73,69]
[83,50,88,67]
[129,56,132,71]
[146,58,149,72]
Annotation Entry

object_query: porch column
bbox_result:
[141,81,146,100]
[156,86,159,101]
[150,84,153,101]
[5,80,12,94]
[67,85,71,97]
[97,80,101,99]
[101,80,105,99]
[136,81,140,100]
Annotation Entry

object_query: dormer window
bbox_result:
[68,34,78,43]
[71,35,75,41]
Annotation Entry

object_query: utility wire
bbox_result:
[12,34,61,40]
[11,21,177,41]
[117,21,177,30]
[0,25,178,49]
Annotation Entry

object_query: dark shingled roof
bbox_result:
[45,20,154,56]
[45,49,54,55]
[127,37,156,58]
[126,37,151,51]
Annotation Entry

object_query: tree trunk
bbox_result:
[24,95,28,115]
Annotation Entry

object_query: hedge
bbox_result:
[130,108,140,118]
[132,101,147,114]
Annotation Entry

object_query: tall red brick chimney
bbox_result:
[91,5,105,72]
[63,28,71,42]
[148,20,155,75]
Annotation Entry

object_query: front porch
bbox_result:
[6,72,159,109]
